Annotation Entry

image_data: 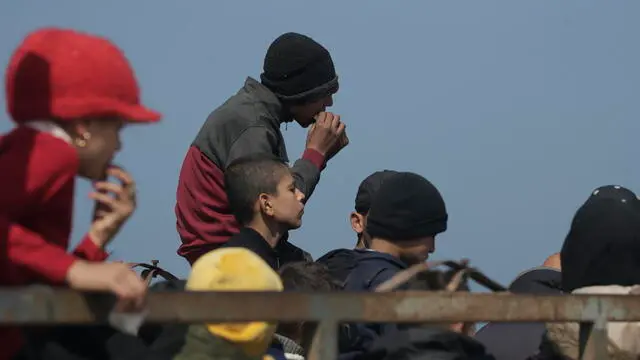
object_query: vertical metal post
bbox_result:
[308,320,338,360]
[579,316,608,360]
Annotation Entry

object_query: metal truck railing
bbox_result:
[1,287,639,360]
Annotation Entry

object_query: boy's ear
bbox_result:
[350,212,365,234]
[259,193,274,216]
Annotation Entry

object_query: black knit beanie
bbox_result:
[260,32,338,103]
[366,172,448,241]
[561,185,640,292]
[354,170,399,214]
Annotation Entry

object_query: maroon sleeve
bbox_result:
[175,146,240,264]
[301,148,325,170]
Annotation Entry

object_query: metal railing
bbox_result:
[1,287,639,360]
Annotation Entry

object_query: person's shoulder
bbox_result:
[345,258,401,291]
[0,127,77,190]
[205,84,275,129]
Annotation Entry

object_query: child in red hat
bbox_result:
[0,27,161,359]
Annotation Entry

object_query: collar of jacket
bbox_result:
[227,227,279,269]
[24,120,72,144]
[242,77,293,126]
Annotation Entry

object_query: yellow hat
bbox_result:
[186,247,283,357]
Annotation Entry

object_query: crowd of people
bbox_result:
[1,26,639,360]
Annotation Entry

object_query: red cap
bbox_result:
[5,27,161,124]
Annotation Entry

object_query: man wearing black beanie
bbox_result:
[341,172,448,354]
[316,170,399,284]
[176,32,348,265]
[345,171,448,291]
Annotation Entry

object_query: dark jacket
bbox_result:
[474,267,563,360]
[220,227,312,270]
[175,77,325,264]
[343,250,409,292]
[316,248,362,285]
[357,327,495,360]
[341,250,410,356]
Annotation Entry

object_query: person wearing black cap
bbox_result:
[316,170,398,284]
[338,172,448,356]
[531,185,640,359]
[345,171,449,287]
[175,32,348,266]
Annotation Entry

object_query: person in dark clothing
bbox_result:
[345,172,448,292]
[176,32,348,265]
[531,185,640,359]
[341,172,448,356]
[353,271,494,360]
[560,184,640,293]
[109,156,309,359]
[474,261,562,360]
[358,327,495,360]
[220,154,308,270]
[317,170,398,283]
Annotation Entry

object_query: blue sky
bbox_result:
[1,1,639,287]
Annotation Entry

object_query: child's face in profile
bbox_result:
[73,118,125,180]
[268,171,306,229]
[398,235,436,265]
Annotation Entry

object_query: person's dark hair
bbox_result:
[277,262,340,352]
[224,154,289,225]
[279,261,342,291]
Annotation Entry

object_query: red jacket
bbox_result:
[0,124,109,359]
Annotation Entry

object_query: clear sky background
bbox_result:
[1,1,639,288]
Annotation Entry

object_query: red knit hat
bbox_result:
[5,27,161,124]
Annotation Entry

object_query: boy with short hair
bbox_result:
[221,155,308,269]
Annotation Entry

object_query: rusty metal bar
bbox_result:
[579,317,609,360]
[2,287,640,325]
[308,320,338,360]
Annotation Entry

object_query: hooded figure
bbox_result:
[533,185,640,359]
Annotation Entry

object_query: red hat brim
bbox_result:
[49,97,162,124]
